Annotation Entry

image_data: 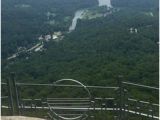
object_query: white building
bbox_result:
[129,28,134,33]
[52,31,62,40]
[45,35,52,41]
[135,28,138,33]
[52,35,58,40]
[38,35,43,41]
[129,28,138,34]
[54,31,62,36]
[34,45,44,52]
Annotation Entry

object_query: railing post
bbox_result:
[123,88,128,119]
[7,77,14,115]
[11,72,20,115]
[118,75,123,120]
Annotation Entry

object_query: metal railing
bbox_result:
[1,73,159,120]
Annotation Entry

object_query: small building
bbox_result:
[129,28,138,34]
[38,35,43,41]
[52,35,58,40]
[34,45,44,52]
[135,28,138,33]
[17,47,26,52]
[44,35,52,42]
[129,28,134,33]
[52,31,62,40]
[54,31,62,36]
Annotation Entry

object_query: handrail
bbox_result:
[21,97,115,101]
[2,79,159,119]
[1,105,159,119]
[16,83,118,89]
[122,81,159,90]
[1,82,7,85]
[16,81,159,90]
[128,98,159,107]
[1,96,8,99]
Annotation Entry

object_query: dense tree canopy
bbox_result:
[2,0,159,117]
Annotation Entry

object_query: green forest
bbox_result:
[1,0,159,119]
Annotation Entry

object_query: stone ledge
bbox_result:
[1,116,45,120]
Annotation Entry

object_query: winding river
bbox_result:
[69,10,85,31]
[69,0,112,32]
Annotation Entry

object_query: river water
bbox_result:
[98,0,112,7]
[69,0,112,31]
[69,10,85,31]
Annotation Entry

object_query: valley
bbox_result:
[2,0,159,117]
[6,0,114,60]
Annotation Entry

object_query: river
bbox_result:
[98,0,112,7]
[69,10,85,31]
[69,0,112,32]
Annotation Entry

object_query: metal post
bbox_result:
[114,88,119,118]
[11,72,20,115]
[123,89,128,118]
[7,78,14,115]
[149,103,154,119]
[17,86,22,114]
[118,75,123,120]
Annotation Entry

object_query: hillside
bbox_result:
[2,0,159,106]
